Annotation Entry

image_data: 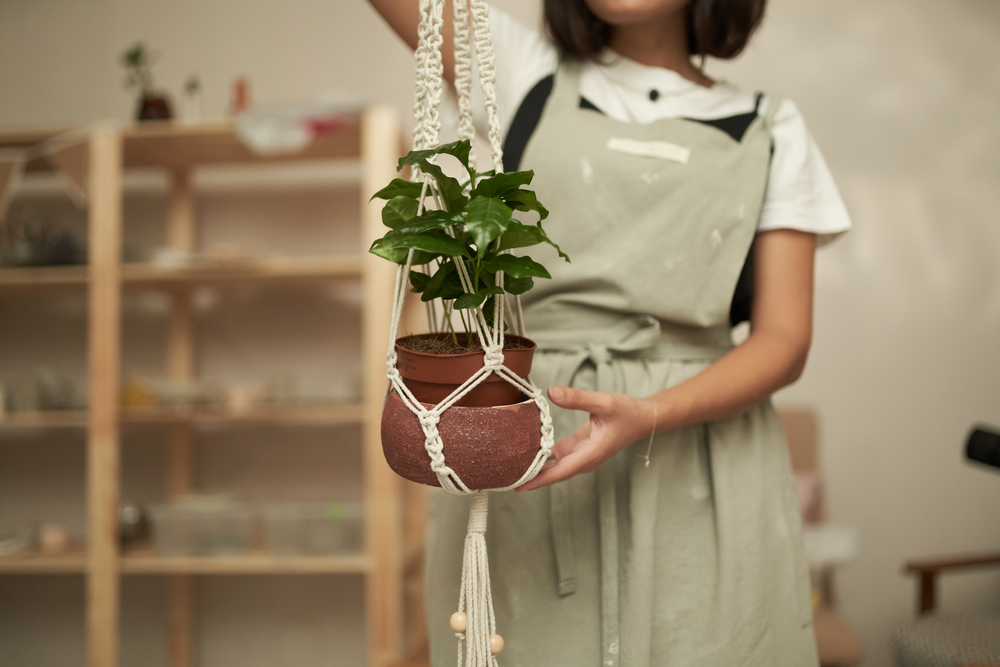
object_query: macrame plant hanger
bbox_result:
[380,1,555,665]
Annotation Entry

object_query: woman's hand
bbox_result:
[516,386,655,492]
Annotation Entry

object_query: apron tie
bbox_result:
[537,314,664,667]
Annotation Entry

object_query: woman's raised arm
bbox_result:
[366,0,458,85]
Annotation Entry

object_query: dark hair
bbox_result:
[544,0,767,60]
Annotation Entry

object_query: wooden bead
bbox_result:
[490,634,504,656]
[449,611,467,633]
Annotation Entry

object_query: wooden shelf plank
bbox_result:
[0,549,87,574]
[120,403,365,425]
[121,255,363,286]
[120,548,371,574]
[0,549,372,575]
[0,410,88,428]
[122,119,362,168]
[0,404,364,430]
[0,125,78,149]
[0,265,88,289]
[0,256,362,292]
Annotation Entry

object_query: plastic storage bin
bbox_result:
[262,502,363,557]
[148,500,253,556]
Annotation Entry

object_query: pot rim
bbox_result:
[390,388,536,411]
[394,332,536,360]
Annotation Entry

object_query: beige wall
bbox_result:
[2,1,999,666]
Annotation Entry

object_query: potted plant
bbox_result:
[371,139,568,488]
[121,42,173,122]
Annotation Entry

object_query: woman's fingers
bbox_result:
[517,446,600,491]
[518,387,654,491]
[548,385,613,415]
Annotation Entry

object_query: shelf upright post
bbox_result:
[360,105,404,667]
[165,167,198,667]
[86,124,123,667]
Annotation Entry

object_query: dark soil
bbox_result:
[399,334,532,355]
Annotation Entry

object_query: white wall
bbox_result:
[707,1,1000,665]
[1,1,999,666]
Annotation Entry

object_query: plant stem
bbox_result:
[443,301,459,347]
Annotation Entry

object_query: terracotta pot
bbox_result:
[381,389,542,489]
[394,333,536,408]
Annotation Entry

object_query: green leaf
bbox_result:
[417,160,468,213]
[482,254,551,279]
[470,170,533,199]
[370,178,425,201]
[438,263,467,300]
[398,140,472,173]
[502,275,534,295]
[369,242,409,264]
[421,262,450,301]
[381,196,419,229]
[454,286,504,310]
[395,210,464,235]
[454,291,487,310]
[393,232,469,258]
[503,188,549,222]
[408,270,431,293]
[421,261,466,301]
[369,233,438,265]
[497,221,570,262]
[465,196,513,258]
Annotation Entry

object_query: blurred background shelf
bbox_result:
[0,255,362,292]
[0,403,365,430]
[0,265,88,290]
[0,549,87,574]
[0,549,371,575]
[121,255,362,286]
[119,548,371,575]
[0,109,408,667]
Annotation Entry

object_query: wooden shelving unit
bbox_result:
[0,403,365,429]
[0,111,408,667]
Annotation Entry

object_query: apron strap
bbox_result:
[549,483,578,596]
[551,59,584,111]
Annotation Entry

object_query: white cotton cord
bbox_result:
[469,0,504,171]
[383,3,556,664]
[412,0,445,151]
[453,0,477,167]
[455,491,499,667]
[514,295,527,338]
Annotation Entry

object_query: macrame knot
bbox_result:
[483,345,505,371]
[467,491,489,534]
[419,411,441,432]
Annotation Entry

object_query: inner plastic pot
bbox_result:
[381,389,543,489]
[394,333,536,408]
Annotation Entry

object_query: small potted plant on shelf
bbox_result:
[370,139,568,488]
[120,42,173,122]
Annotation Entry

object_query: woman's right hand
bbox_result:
[365,0,458,85]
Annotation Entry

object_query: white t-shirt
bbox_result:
[474,7,851,246]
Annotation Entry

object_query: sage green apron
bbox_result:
[425,62,818,667]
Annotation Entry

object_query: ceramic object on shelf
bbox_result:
[136,93,173,121]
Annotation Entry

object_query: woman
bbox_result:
[367,0,851,664]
